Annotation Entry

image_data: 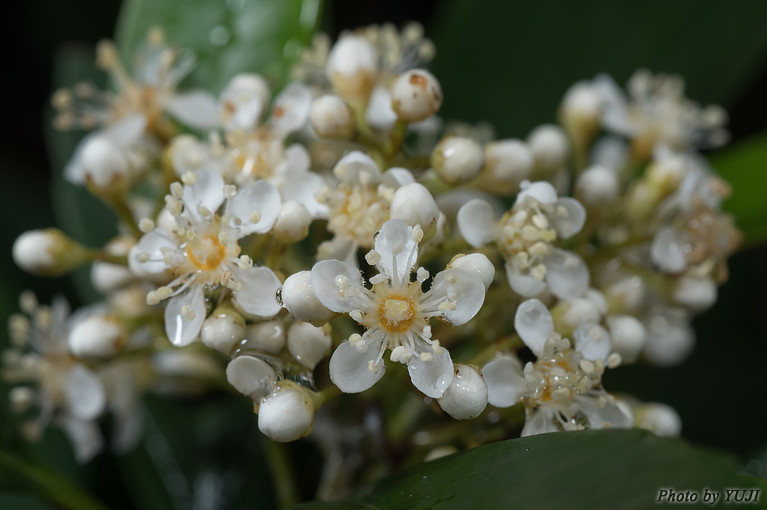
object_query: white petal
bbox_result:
[456,199,497,248]
[182,168,225,220]
[332,151,381,184]
[329,336,386,393]
[427,268,485,326]
[164,91,220,129]
[381,167,415,188]
[165,285,206,346]
[550,198,586,239]
[65,365,106,420]
[505,262,547,297]
[516,181,558,205]
[514,299,554,356]
[311,259,367,313]
[228,179,281,236]
[521,408,560,436]
[593,74,636,136]
[482,356,525,407]
[544,249,590,299]
[407,346,454,398]
[59,416,104,463]
[281,171,328,219]
[231,266,282,319]
[651,227,687,273]
[104,115,147,144]
[365,86,397,131]
[374,219,418,286]
[128,230,176,276]
[226,355,276,399]
[576,393,633,429]
[573,324,611,361]
[270,83,312,137]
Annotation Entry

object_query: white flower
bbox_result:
[3,294,107,462]
[311,219,488,397]
[129,169,282,346]
[317,151,438,264]
[457,181,589,299]
[483,299,629,436]
[593,70,728,157]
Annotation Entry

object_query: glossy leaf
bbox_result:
[292,429,766,510]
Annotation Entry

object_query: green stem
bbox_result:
[0,451,110,510]
[264,440,299,509]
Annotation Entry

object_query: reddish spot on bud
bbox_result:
[273,105,285,118]
[409,73,428,87]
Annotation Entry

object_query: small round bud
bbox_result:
[432,136,484,185]
[69,314,126,359]
[168,135,209,175]
[219,73,271,131]
[81,135,130,189]
[634,402,682,437]
[9,387,35,414]
[91,236,136,293]
[575,166,619,206]
[271,201,312,242]
[604,276,646,314]
[556,298,603,334]
[559,81,603,139]
[437,364,488,420]
[325,35,377,108]
[226,355,276,400]
[258,382,315,442]
[390,183,440,236]
[200,309,246,355]
[287,322,332,369]
[309,95,355,139]
[281,271,333,326]
[480,140,533,192]
[527,124,569,174]
[13,229,88,276]
[390,69,442,122]
[243,319,286,353]
[673,276,717,311]
[109,285,153,318]
[643,314,694,367]
[605,315,646,364]
[448,253,495,290]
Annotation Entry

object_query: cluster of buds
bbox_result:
[8,23,738,466]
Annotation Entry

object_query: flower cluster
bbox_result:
[8,23,739,471]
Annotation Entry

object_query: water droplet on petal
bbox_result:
[275,287,283,306]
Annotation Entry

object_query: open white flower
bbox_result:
[311,219,489,397]
[457,181,588,299]
[593,70,728,158]
[3,294,107,462]
[317,151,439,264]
[483,299,629,436]
[129,169,282,346]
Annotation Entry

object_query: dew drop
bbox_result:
[275,287,284,306]
[209,26,231,47]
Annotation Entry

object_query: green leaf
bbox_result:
[115,0,321,93]
[292,429,766,510]
[710,133,767,245]
[430,0,767,137]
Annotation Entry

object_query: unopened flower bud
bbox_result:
[390,183,440,236]
[606,315,646,364]
[271,201,312,242]
[287,322,331,369]
[219,73,271,131]
[243,319,286,353]
[91,236,135,293]
[13,229,88,276]
[391,69,442,122]
[604,276,646,314]
[432,136,484,184]
[673,276,717,311]
[480,140,533,192]
[69,314,126,359]
[81,135,131,189]
[309,95,354,139]
[527,124,569,174]
[109,285,152,318]
[258,382,315,442]
[634,402,682,437]
[326,35,377,108]
[555,297,603,334]
[281,271,333,325]
[448,253,495,290]
[201,308,246,355]
[575,166,619,206]
[226,355,276,400]
[437,364,488,419]
[559,81,602,143]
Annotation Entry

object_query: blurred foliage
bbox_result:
[2,0,767,508]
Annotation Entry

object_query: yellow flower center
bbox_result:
[185,235,226,271]
[378,295,416,333]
